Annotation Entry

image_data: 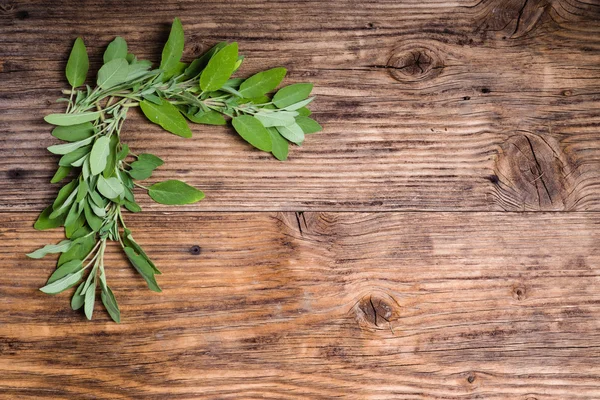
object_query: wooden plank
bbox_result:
[2,211,600,398]
[1,0,600,211]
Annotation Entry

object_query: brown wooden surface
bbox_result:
[1,0,600,398]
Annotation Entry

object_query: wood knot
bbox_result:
[353,292,400,331]
[189,245,201,255]
[7,168,27,180]
[492,132,578,211]
[512,284,527,301]
[386,44,443,83]
[467,373,476,384]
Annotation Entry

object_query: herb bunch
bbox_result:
[28,18,321,322]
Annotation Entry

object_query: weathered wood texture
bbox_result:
[3,212,600,399]
[2,0,600,399]
[1,0,600,211]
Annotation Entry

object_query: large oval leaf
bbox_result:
[89,136,111,175]
[52,122,95,142]
[148,180,204,205]
[97,175,124,199]
[238,67,287,98]
[273,83,313,108]
[231,115,272,152]
[45,112,100,126]
[97,58,129,89]
[140,99,191,138]
[160,17,184,74]
[103,36,128,63]
[66,37,89,87]
[199,42,238,92]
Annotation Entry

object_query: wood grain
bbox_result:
[3,212,600,399]
[1,0,599,211]
[2,0,600,398]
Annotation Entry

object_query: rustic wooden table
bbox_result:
[2,0,600,398]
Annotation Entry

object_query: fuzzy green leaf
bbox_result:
[103,36,128,63]
[231,115,272,152]
[160,18,185,74]
[140,99,192,138]
[45,112,100,126]
[273,83,313,109]
[66,37,89,87]
[52,122,95,142]
[199,42,238,92]
[97,58,129,89]
[238,67,286,98]
[148,180,204,205]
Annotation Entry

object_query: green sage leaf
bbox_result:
[273,83,313,108]
[254,110,297,128]
[102,134,119,178]
[160,17,184,74]
[103,36,128,63]
[123,246,161,292]
[89,136,111,175]
[184,41,227,78]
[97,175,123,200]
[47,137,93,155]
[101,286,121,323]
[52,122,95,142]
[231,115,272,152]
[238,67,286,98]
[84,280,96,320]
[277,123,305,145]
[148,180,204,205]
[184,110,226,126]
[140,99,192,138]
[45,112,101,126]
[34,206,65,230]
[66,37,89,87]
[59,145,92,167]
[199,42,238,92]
[83,200,103,232]
[40,270,84,295]
[268,127,289,161]
[97,58,129,89]
[50,166,71,184]
[282,97,314,111]
[27,239,73,259]
[71,282,86,310]
[47,259,83,284]
[296,116,322,134]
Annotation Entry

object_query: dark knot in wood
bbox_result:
[189,245,201,255]
[7,168,27,180]
[386,45,443,83]
[353,292,400,330]
[512,284,527,301]
[492,132,578,211]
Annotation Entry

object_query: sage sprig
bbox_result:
[29,18,321,323]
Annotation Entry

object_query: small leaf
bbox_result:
[47,137,93,155]
[52,122,95,142]
[128,154,164,180]
[273,83,313,108]
[123,247,161,292]
[59,233,95,266]
[64,212,85,239]
[102,134,119,178]
[184,42,227,78]
[97,175,124,199]
[84,200,103,232]
[84,279,96,320]
[50,166,71,184]
[45,112,101,126]
[277,123,305,145]
[123,200,141,213]
[254,110,297,128]
[282,97,314,111]
[64,201,81,228]
[296,116,322,134]
[103,36,128,63]
[296,107,312,117]
[66,37,89,87]
[40,270,84,295]
[148,180,204,205]
[89,136,111,175]
[71,282,86,310]
[47,259,83,284]
[101,286,121,323]
[97,58,129,89]
[268,127,289,161]
[52,179,78,212]
[199,42,238,92]
[231,115,272,152]
[238,67,287,98]
[76,180,88,202]
[160,18,185,74]
[59,145,92,167]
[27,239,73,259]
[122,229,160,274]
[184,110,226,126]
[117,144,129,161]
[34,206,66,230]
[140,99,192,138]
